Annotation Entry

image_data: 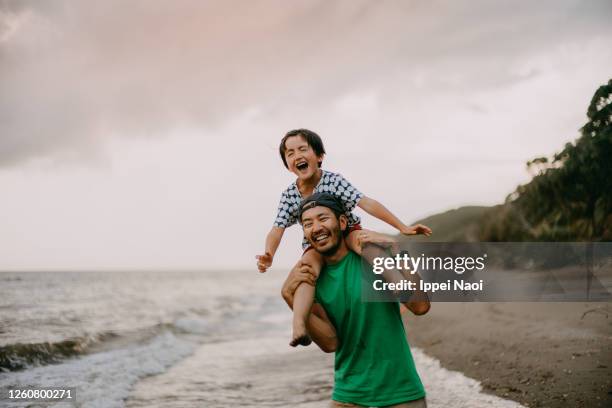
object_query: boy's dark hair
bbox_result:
[279,129,326,169]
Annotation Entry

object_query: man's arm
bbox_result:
[281,262,338,353]
[361,243,431,316]
[403,271,431,315]
[305,304,338,353]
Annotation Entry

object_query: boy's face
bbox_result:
[283,135,323,180]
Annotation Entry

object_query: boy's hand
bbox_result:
[256,252,273,273]
[400,224,432,237]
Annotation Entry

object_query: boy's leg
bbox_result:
[290,248,324,347]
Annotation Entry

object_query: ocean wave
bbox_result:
[0,332,118,372]
[0,331,196,408]
[0,320,200,372]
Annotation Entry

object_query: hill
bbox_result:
[408,206,491,242]
[405,79,612,242]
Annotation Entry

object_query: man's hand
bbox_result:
[255,252,273,273]
[281,261,317,308]
[357,230,400,254]
[400,224,432,237]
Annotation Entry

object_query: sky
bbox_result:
[0,0,611,270]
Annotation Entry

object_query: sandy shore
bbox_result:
[122,301,610,407]
[125,332,529,408]
[404,302,612,408]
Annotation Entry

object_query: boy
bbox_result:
[256,129,431,346]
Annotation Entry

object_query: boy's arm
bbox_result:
[357,196,431,236]
[256,227,285,273]
[281,263,338,353]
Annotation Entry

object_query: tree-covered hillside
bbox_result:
[411,79,612,242]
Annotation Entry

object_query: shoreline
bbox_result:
[404,302,611,408]
[125,331,528,407]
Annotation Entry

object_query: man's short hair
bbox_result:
[279,129,326,169]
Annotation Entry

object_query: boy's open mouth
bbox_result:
[296,161,309,172]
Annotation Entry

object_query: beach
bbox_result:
[124,317,526,408]
[125,302,611,408]
[1,271,609,407]
[404,303,612,408]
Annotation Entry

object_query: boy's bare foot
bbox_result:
[290,333,312,347]
[290,321,312,347]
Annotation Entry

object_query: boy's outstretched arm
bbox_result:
[256,226,285,273]
[357,196,432,236]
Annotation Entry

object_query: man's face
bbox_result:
[283,135,322,180]
[301,206,347,256]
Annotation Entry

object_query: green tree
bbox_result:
[481,79,612,241]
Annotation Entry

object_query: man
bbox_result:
[282,192,429,408]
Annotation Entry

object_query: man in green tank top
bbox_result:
[281,193,430,407]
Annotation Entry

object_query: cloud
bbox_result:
[0,0,610,167]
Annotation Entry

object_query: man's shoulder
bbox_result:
[322,250,361,271]
[346,250,361,261]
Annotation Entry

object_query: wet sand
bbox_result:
[125,322,527,407]
[123,302,610,407]
[404,303,612,408]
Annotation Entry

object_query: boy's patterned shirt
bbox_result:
[273,170,363,248]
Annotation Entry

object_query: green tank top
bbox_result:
[315,251,426,406]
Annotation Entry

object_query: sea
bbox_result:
[0,271,526,408]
